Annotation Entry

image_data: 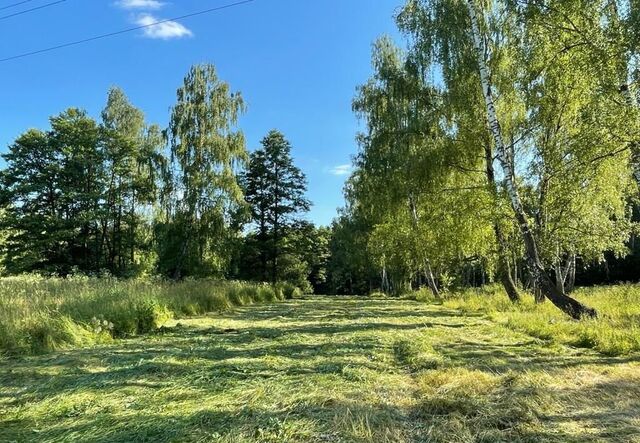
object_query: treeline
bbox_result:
[2,1,640,314]
[329,0,640,318]
[0,65,329,293]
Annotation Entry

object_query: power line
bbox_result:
[0,0,256,63]
[0,0,66,20]
[0,0,36,12]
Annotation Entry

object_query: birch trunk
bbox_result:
[483,127,520,302]
[381,265,390,294]
[566,254,576,293]
[408,194,440,299]
[554,257,566,294]
[465,0,596,319]
[608,1,640,182]
[495,225,521,303]
[555,253,576,294]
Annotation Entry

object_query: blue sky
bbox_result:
[0,0,402,226]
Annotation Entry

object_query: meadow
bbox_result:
[0,276,299,355]
[1,294,638,442]
[433,284,640,357]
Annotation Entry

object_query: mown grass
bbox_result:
[1,297,638,442]
[413,284,640,357]
[0,276,299,355]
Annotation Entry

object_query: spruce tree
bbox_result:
[243,130,310,282]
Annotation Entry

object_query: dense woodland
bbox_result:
[1,1,639,319]
[0,68,328,294]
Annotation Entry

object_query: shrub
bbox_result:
[25,315,108,354]
[414,287,438,303]
[277,282,303,300]
[258,285,278,302]
[135,299,172,334]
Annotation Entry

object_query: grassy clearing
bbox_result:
[1,297,639,442]
[433,284,640,356]
[0,276,299,355]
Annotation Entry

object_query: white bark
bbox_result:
[465,0,533,239]
[464,0,597,319]
[408,193,440,298]
[607,1,638,108]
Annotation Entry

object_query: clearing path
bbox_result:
[1,298,639,442]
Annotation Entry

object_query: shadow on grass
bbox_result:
[215,297,476,322]
[2,297,639,443]
[3,397,413,443]
[407,335,640,442]
[1,299,421,405]
[438,338,640,373]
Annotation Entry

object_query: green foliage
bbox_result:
[327,209,377,295]
[0,90,163,277]
[0,66,323,292]
[100,87,165,276]
[285,222,331,293]
[276,281,303,299]
[158,63,248,279]
[347,34,495,294]
[513,1,639,269]
[412,287,440,303]
[240,130,311,284]
[337,0,640,302]
[2,5,639,300]
[0,109,102,275]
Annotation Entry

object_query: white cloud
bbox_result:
[116,0,165,9]
[329,164,353,176]
[135,14,193,40]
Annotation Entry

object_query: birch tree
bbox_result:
[395,0,636,317]
[353,37,494,296]
[467,0,602,317]
[100,87,164,275]
[159,64,247,278]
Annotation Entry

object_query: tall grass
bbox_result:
[436,284,640,356]
[0,276,296,355]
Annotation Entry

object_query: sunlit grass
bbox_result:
[439,284,640,356]
[0,276,297,355]
[2,297,638,442]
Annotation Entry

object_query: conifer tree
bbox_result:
[243,130,310,282]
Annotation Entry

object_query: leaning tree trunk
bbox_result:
[408,194,441,299]
[484,129,521,302]
[466,0,596,319]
